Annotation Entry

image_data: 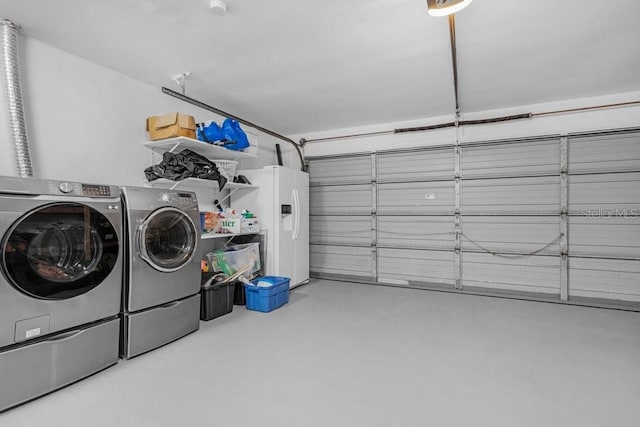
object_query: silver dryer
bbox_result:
[120,186,201,359]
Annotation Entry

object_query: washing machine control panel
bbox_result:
[58,182,74,193]
[81,184,111,197]
[52,181,82,195]
[51,182,112,197]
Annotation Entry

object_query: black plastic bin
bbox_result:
[200,281,236,321]
[233,281,246,305]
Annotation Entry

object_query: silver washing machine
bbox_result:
[120,186,201,359]
[0,176,123,412]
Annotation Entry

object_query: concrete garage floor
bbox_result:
[2,279,640,427]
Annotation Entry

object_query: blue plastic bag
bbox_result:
[221,118,250,151]
[197,121,224,144]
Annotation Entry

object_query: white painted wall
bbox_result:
[297,91,640,157]
[0,36,297,210]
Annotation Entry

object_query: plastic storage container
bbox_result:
[200,280,235,321]
[206,243,260,277]
[244,276,290,313]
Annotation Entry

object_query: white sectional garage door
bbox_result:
[567,132,640,303]
[309,154,374,281]
[459,137,563,297]
[308,128,640,309]
[376,147,455,288]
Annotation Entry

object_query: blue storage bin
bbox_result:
[244,276,290,313]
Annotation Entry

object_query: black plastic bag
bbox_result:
[144,149,228,189]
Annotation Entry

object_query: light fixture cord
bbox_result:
[448,14,460,116]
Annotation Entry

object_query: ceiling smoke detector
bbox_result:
[209,0,227,15]
[426,0,473,17]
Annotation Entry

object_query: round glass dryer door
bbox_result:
[139,207,197,272]
[1,203,119,300]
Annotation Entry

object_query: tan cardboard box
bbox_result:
[146,112,196,140]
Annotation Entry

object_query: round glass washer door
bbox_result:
[138,207,197,272]
[1,203,120,300]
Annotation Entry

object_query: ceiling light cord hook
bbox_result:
[171,72,191,95]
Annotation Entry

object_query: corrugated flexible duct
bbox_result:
[1,19,33,178]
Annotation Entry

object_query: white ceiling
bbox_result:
[1,0,639,135]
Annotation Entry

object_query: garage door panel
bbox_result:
[461,216,560,254]
[462,139,560,178]
[308,131,640,306]
[568,172,640,214]
[569,216,640,259]
[377,149,453,182]
[310,184,372,215]
[310,244,373,280]
[310,216,372,246]
[378,181,455,215]
[569,257,640,302]
[462,176,560,215]
[308,156,372,185]
[462,253,560,294]
[569,133,640,174]
[377,248,455,286]
[378,216,454,250]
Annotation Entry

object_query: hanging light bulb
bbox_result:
[426,0,473,17]
[209,0,227,15]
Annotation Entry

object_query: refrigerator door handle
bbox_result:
[292,189,300,240]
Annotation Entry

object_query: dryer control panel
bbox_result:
[177,192,196,207]
[159,192,197,207]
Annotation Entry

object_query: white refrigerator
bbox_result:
[231,166,309,288]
